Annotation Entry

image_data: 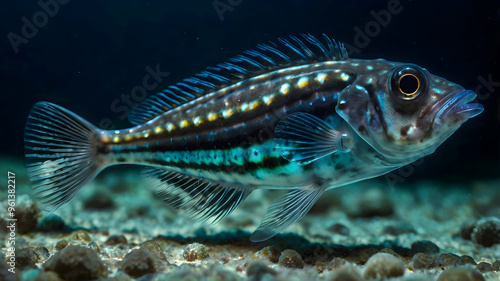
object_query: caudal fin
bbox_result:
[24,102,102,212]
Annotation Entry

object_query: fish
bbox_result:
[24,34,484,242]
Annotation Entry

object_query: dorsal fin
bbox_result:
[128,34,349,125]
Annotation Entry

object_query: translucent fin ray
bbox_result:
[128,34,348,125]
[143,167,252,224]
[250,187,326,242]
[24,102,102,212]
[274,112,346,165]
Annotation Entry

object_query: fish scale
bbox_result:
[24,34,483,241]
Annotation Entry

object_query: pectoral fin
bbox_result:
[274,112,352,165]
[250,186,326,242]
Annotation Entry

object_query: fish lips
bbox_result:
[419,90,484,132]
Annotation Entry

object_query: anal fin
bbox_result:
[250,186,326,242]
[143,167,252,224]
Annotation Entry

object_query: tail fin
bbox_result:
[24,102,102,212]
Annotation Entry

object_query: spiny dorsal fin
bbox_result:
[143,167,252,224]
[128,34,348,125]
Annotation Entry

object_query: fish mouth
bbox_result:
[419,90,484,131]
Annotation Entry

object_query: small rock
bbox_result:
[278,249,304,269]
[346,188,394,218]
[433,253,465,269]
[411,240,440,255]
[363,253,405,279]
[16,195,40,234]
[43,245,107,280]
[0,254,20,281]
[329,257,347,270]
[183,243,209,261]
[461,255,477,265]
[55,240,68,251]
[72,230,91,243]
[460,219,477,241]
[328,223,350,236]
[105,235,128,246]
[17,247,36,269]
[384,223,416,236]
[88,241,100,253]
[326,264,363,281]
[119,249,156,278]
[140,241,168,262]
[255,246,281,263]
[83,191,115,210]
[38,214,65,232]
[437,267,485,281]
[493,260,500,271]
[34,246,50,262]
[246,260,276,279]
[471,217,500,247]
[410,253,434,270]
[476,262,493,273]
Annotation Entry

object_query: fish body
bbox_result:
[25,35,483,241]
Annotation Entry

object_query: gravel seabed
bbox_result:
[1,158,499,281]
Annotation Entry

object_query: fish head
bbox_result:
[336,59,484,163]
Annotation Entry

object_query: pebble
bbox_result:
[461,255,477,265]
[433,253,465,269]
[33,246,50,262]
[471,217,500,247]
[43,245,107,280]
[119,249,156,278]
[437,267,485,281]
[141,241,168,262]
[460,219,477,241]
[363,253,406,279]
[16,195,40,234]
[476,262,493,273]
[345,188,394,218]
[410,253,434,270]
[411,240,440,255]
[16,247,36,269]
[72,230,91,243]
[105,235,128,246]
[183,243,209,261]
[88,241,100,253]
[246,260,277,280]
[0,254,20,281]
[255,245,281,263]
[328,223,350,236]
[326,264,363,281]
[278,249,304,269]
[384,223,416,236]
[83,191,115,210]
[55,240,68,251]
[493,260,500,271]
[38,214,65,232]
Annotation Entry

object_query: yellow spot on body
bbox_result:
[154,126,164,134]
[143,132,150,138]
[297,77,309,88]
[249,101,260,110]
[166,123,176,132]
[263,94,275,105]
[124,135,134,141]
[340,72,350,82]
[208,113,218,121]
[113,136,121,143]
[315,73,327,84]
[101,135,111,143]
[240,103,249,112]
[280,83,290,95]
[193,116,202,125]
[222,108,234,118]
[179,120,189,128]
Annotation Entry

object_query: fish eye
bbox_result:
[390,65,427,101]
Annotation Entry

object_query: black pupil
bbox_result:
[399,75,419,94]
